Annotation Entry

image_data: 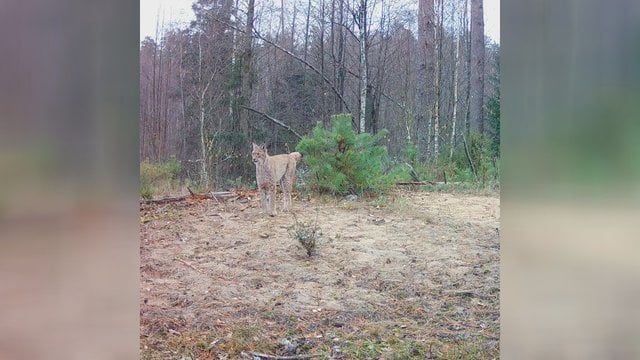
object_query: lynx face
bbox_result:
[251,143,266,165]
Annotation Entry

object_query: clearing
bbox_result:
[140,189,500,359]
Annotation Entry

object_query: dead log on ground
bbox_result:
[396,181,463,186]
[241,352,320,360]
[141,188,241,205]
[396,181,435,186]
[141,195,189,205]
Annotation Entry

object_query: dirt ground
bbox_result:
[140,189,500,359]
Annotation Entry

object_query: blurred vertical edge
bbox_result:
[0,0,139,359]
[502,0,640,359]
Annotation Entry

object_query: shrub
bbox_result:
[288,217,320,257]
[412,134,500,187]
[296,114,403,195]
[403,142,418,166]
[140,156,182,199]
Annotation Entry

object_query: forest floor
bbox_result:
[140,188,500,359]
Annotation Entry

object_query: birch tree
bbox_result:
[357,0,369,133]
[450,0,461,160]
[433,0,443,160]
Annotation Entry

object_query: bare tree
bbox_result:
[433,0,444,160]
[240,0,255,136]
[357,0,369,133]
[197,32,215,189]
[450,0,462,160]
[418,0,435,161]
[470,0,485,134]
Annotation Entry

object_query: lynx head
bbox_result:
[251,143,267,165]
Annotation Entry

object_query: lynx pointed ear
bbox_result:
[252,143,258,149]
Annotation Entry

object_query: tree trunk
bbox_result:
[358,0,368,134]
[319,0,328,127]
[179,33,186,162]
[450,5,461,161]
[304,0,311,63]
[470,0,485,134]
[330,0,336,116]
[240,0,255,136]
[336,0,346,115]
[198,33,209,190]
[291,3,297,50]
[464,0,471,136]
[371,0,389,134]
[280,0,285,43]
[433,0,443,161]
[418,0,435,161]
[199,92,208,190]
[151,15,159,161]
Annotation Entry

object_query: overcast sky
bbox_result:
[140,0,500,43]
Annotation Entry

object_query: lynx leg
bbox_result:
[260,190,268,211]
[282,168,295,212]
[281,179,289,211]
[260,183,276,216]
[268,188,277,216]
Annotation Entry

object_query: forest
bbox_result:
[139,0,500,192]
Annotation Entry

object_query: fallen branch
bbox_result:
[187,187,210,200]
[211,192,239,201]
[396,181,433,186]
[141,188,242,205]
[190,187,239,201]
[403,162,422,182]
[175,258,202,273]
[396,181,462,186]
[242,352,319,360]
[444,289,493,299]
[142,195,188,205]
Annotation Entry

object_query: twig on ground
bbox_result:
[175,258,202,273]
[241,352,320,360]
[396,181,433,186]
[443,289,493,299]
[142,195,189,205]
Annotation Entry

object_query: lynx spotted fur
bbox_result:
[251,143,302,216]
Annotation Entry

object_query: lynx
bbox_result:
[251,143,302,216]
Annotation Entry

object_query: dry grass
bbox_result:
[140,189,500,359]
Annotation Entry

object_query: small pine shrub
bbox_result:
[403,142,418,166]
[296,114,402,195]
[454,166,476,182]
[140,181,154,200]
[288,217,320,257]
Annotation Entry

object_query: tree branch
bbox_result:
[240,105,303,139]
[330,20,359,42]
[380,91,413,117]
[210,17,351,114]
